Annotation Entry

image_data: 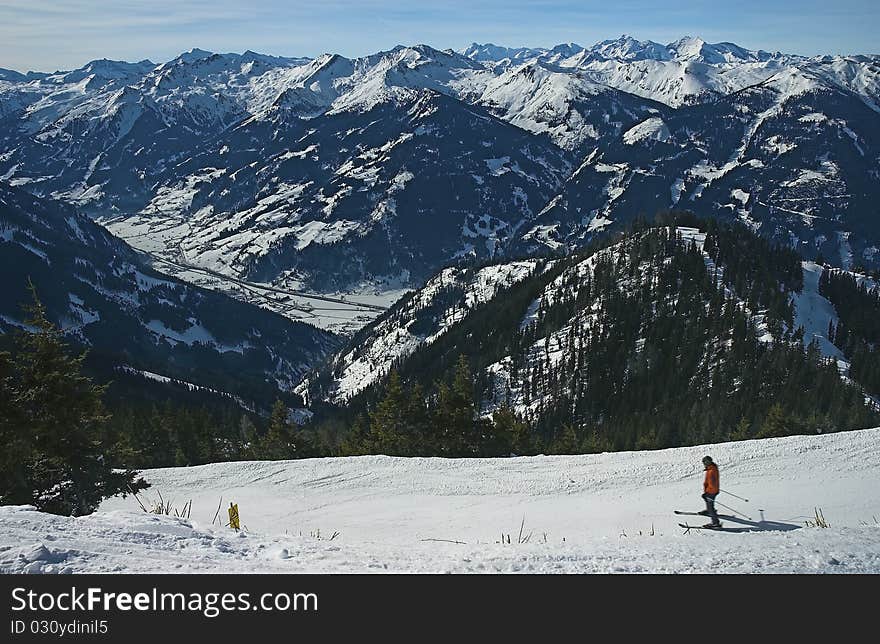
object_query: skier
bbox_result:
[699,456,721,528]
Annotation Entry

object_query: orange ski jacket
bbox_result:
[704,463,719,495]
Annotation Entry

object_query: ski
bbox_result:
[675,510,736,520]
[679,523,724,533]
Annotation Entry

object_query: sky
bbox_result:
[1,0,878,73]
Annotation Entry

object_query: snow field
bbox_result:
[2,428,879,573]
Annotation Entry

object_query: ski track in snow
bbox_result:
[2,428,879,573]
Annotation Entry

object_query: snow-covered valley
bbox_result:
[2,428,879,573]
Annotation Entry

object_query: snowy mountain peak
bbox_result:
[387,44,446,68]
[589,35,670,61]
[414,43,486,68]
[396,43,444,58]
[55,58,155,86]
[666,36,781,64]
[459,36,793,69]
[239,50,311,67]
[175,47,215,63]
[667,36,730,63]
[547,42,584,57]
[307,52,351,75]
[460,42,547,64]
[669,35,706,55]
[83,57,154,74]
[372,44,484,73]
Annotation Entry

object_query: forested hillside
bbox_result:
[302,213,879,456]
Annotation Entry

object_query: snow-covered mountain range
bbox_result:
[2,37,878,331]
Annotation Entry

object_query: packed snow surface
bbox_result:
[2,428,879,573]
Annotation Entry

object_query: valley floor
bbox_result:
[2,429,880,573]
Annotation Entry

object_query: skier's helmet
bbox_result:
[702,456,713,466]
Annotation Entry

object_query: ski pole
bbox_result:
[720,489,749,503]
[716,499,751,521]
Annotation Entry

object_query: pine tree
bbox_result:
[435,355,478,456]
[368,371,411,455]
[490,405,531,455]
[339,413,370,456]
[238,415,259,456]
[756,403,794,439]
[1,287,148,515]
[405,383,431,453]
[730,417,752,441]
[580,427,612,454]
[257,399,297,459]
[553,423,579,454]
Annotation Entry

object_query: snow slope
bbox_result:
[2,428,879,573]
[792,261,846,364]
[318,260,542,403]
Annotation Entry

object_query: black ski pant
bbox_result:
[702,492,719,523]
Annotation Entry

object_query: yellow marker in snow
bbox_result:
[228,502,240,530]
